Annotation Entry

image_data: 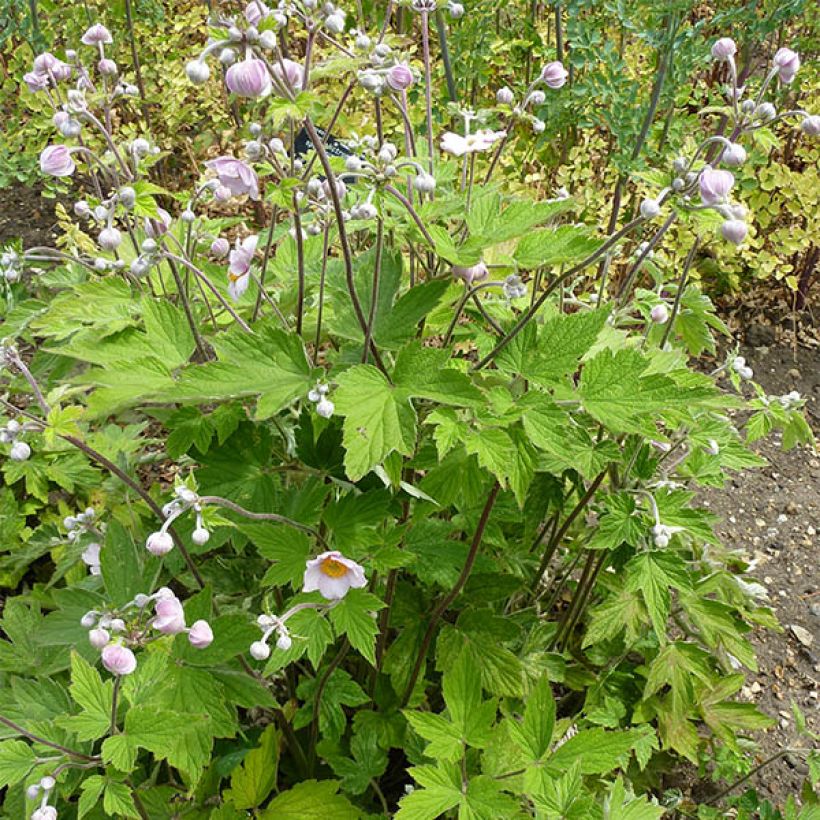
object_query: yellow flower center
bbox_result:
[320,557,348,578]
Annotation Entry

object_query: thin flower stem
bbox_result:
[384,184,436,248]
[110,677,121,736]
[254,205,279,322]
[661,238,699,347]
[166,255,208,360]
[473,217,645,370]
[420,10,436,175]
[293,197,306,335]
[707,748,804,805]
[0,715,99,762]
[309,639,349,772]
[434,9,458,102]
[362,218,384,363]
[401,483,501,706]
[616,212,678,304]
[314,227,331,354]
[303,116,389,377]
[197,495,327,545]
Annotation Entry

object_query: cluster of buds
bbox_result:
[27,774,58,820]
[410,0,464,17]
[0,417,32,462]
[250,550,367,660]
[63,507,104,574]
[1,248,22,283]
[342,136,435,197]
[308,382,334,418]
[650,522,683,548]
[145,485,210,556]
[357,40,415,96]
[773,390,802,410]
[81,587,213,676]
[493,60,568,134]
[731,355,754,381]
[503,274,527,300]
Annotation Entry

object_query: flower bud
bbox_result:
[532,118,546,134]
[210,237,230,257]
[773,47,800,84]
[276,633,292,651]
[191,527,210,546]
[650,304,669,324]
[316,398,334,418]
[640,198,661,219]
[739,365,753,380]
[186,60,210,85]
[131,137,151,157]
[214,185,232,203]
[226,58,272,98]
[259,30,278,49]
[146,531,174,556]
[101,643,137,676]
[133,593,150,608]
[800,115,820,137]
[60,118,81,138]
[40,145,76,177]
[654,533,669,548]
[721,142,746,167]
[710,37,736,61]
[153,596,186,634]
[386,63,414,92]
[98,226,122,251]
[740,99,755,114]
[356,202,377,220]
[671,177,684,191]
[244,139,264,161]
[449,2,464,18]
[496,86,514,105]
[527,90,546,106]
[80,611,98,628]
[188,619,214,649]
[10,441,31,461]
[250,640,271,660]
[74,200,91,217]
[541,60,568,89]
[31,807,58,820]
[109,618,126,632]
[721,219,748,245]
[325,12,345,33]
[756,102,776,122]
[345,155,363,172]
[89,627,110,649]
[98,58,117,76]
[219,48,237,66]
[26,784,40,800]
[378,142,398,163]
[94,257,108,271]
[358,69,384,93]
[414,173,436,193]
[118,186,136,208]
[181,209,196,224]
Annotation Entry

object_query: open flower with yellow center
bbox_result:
[303,550,367,600]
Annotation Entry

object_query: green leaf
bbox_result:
[0,739,36,789]
[508,676,555,761]
[225,725,280,810]
[624,551,690,641]
[322,729,388,795]
[514,225,603,269]
[258,779,359,819]
[404,711,464,762]
[605,777,665,820]
[329,589,386,665]
[68,651,113,741]
[78,775,106,819]
[100,520,143,608]
[103,780,140,818]
[546,727,641,776]
[395,764,462,820]
[101,734,138,772]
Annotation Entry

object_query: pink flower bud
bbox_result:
[245,0,270,25]
[101,643,137,676]
[711,37,737,61]
[540,61,568,89]
[721,142,746,168]
[40,145,76,177]
[210,237,230,257]
[225,58,272,98]
[496,86,514,105]
[153,596,186,634]
[144,208,172,238]
[452,261,489,285]
[188,619,213,649]
[773,47,799,84]
[801,115,820,137]
[98,58,118,76]
[386,63,414,91]
[31,807,58,820]
[698,166,734,205]
[23,71,49,92]
[81,24,113,45]
[89,627,110,649]
[271,58,304,92]
[650,304,669,324]
[10,441,31,461]
[145,530,174,556]
[33,52,72,81]
[721,219,748,245]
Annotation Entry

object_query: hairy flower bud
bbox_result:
[650,304,669,324]
[358,69,384,94]
[225,58,272,98]
[532,118,546,134]
[98,58,117,76]
[146,531,174,556]
[81,611,98,628]
[316,398,335,418]
[153,596,186,634]
[276,633,292,651]
[540,61,568,89]
[528,90,546,107]
[118,186,136,208]
[186,60,211,85]
[639,198,661,219]
[386,62,414,92]
[699,166,734,205]
[414,172,436,193]
[89,627,110,649]
[325,12,345,33]
[210,237,230,257]
[496,86,514,105]
[720,143,746,168]
[721,219,748,245]
[192,527,210,546]
[31,807,58,820]
[98,226,122,251]
[800,115,820,137]
[710,37,736,61]
[250,640,271,660]
[81,23,112,45]
[452,261,489,285]
[188,619,214,649]
[245,0,270,25]
[10,441,31,461]
[40,145,76,177]
[101,643,137,676]
[756,102,776,122]
[773,47,800,84]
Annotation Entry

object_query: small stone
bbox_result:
[750,681,762,694]
[755,518,767,528]
[777,514,788,524]
[789,624,814,647]
[787,368,801,379]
